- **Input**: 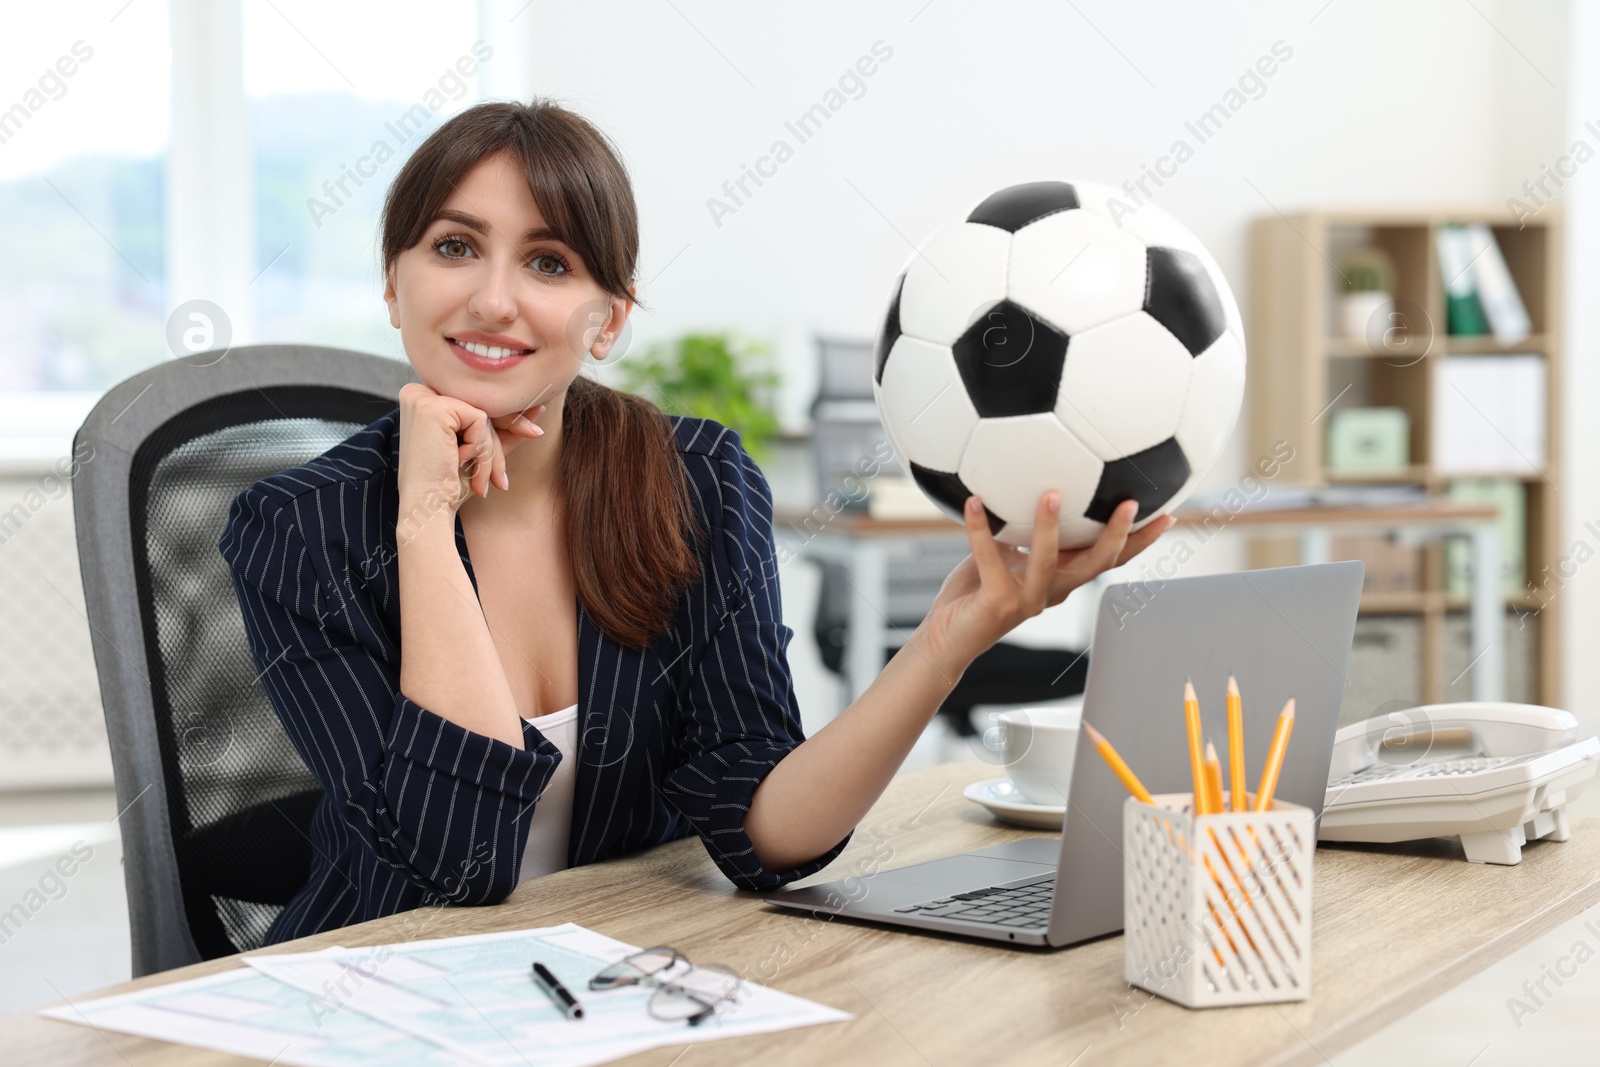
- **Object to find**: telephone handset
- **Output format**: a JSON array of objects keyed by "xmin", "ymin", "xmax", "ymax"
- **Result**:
[{"xmin": 1319, "ymin": 702, "xmax": 1600, "ymax": 865}]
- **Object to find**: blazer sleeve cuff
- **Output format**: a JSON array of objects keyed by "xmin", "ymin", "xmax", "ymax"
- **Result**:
[
  {"xmin": 385, "ymin": 693, "xmax": 563, "ymax": 803},
  {"xmin": 664, "ymin": 740, "xmax": 853, "ymax": 892}
]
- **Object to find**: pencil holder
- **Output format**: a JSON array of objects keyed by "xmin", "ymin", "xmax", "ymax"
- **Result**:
[{"xmin": 1122, "ymin": 792, "xmax": 1314, "ymax": 1008}]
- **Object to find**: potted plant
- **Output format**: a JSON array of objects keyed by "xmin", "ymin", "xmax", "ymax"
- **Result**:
[
  {"xmin": 1337, "ymin": 247, "xmax": 1397, "ymax": 341},
  {"xmin": 617, "ymin": 331, "xmax": 782, "ymax": 462}
]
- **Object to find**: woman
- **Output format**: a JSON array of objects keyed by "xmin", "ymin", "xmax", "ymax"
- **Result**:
[{"xmin": 218, "ymin": 98, "xmax": 1174, "ymax": 946}]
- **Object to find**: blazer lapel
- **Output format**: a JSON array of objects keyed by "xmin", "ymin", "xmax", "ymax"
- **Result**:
[{"xmin": 570, "ymin": 594, "xmax": 600, "ymax": 864}]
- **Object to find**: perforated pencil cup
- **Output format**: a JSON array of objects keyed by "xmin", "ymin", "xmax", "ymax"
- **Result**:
[{"xmin": 1122, "ymin": 792, "xmax": 1314, "ymax": 1008}]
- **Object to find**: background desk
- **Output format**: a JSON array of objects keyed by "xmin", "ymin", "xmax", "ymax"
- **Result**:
[
  {"xmin": 775, "ymin": 499, "xmax": 1504, "ymax": 708},
  {"xmin": 17, "ymin": 762, "xmax": 1600, "ymax": 1067}
]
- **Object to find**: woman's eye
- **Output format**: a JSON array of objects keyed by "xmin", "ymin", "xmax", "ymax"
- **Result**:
[
  {"xmin": 532, "ymin": 254, "xmax": 568, "ymax": 276},
  {"xmin": 436, "ymin": 238, "xmax": 471, "ymax": 258}
]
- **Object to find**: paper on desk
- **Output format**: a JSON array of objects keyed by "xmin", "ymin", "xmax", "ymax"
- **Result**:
[
  {"xmin": 242, "ymin": 922, "xmax": 851, "ymax": 1067},
  {"xmin": 37, "ymin": 947, "xmax": 488, "ymax": 1067}
]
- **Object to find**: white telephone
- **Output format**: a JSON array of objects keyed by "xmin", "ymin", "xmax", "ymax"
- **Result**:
[{"xmin": 1319, "ymin": 702, "xmax": 1600, "ymax": 865}]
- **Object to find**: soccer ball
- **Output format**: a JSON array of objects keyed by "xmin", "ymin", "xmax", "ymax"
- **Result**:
[{"xmin": 872, "ymin": 179, "xmax": 1246, "ymax": 548}]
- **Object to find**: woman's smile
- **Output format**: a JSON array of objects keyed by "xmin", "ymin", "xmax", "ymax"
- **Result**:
[{"xmin": 445, "ymin": 335, "xmax": 532, "ymax": 373}]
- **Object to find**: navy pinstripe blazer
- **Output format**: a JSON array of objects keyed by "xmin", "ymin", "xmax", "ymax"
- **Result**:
[{"xmin": 216, "ymin": 406, "xmax": 850, "ymax": 945}]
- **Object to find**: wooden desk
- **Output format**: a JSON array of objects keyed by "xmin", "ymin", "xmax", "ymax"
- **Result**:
[
  {"xmin": 18, "ymin": 762, "xmax": 1599, "ymax": 1067},
  {"xmin": 775, "ymin": 498, "xmax": 1505, "ymax": 706},
  {"xmin": 777, "ymin": 499, "xmax": 1500, "ymax": 537}
]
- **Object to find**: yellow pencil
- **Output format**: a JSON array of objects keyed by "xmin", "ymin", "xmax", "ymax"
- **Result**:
[
  {"xmin": 1203, "ymin": 740, "xmax": 1224, "ymax": 815},
  {"xmin": 1083, "ymin": 721, "xmax": 1154, "ymax": 804},
  {"xmin": 1227, "ymin": 675, "xmax": 1247, "ymax": 811},
  {"xmin": 1253, "ymin": 698, "xmax": 1297, "ymax": 811},
  {"xmin": 1092, "ymin": 719, "xmax": 1236, "ymax": 970},
  {"xmin": 1184, "ymin": 680, "xmax": 1208, "ymax": 814}
]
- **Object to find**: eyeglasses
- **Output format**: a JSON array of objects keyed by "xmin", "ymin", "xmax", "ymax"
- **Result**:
[{"xmin": 588, "ymin": 946, "xmax": 744, "ymax": 1027}]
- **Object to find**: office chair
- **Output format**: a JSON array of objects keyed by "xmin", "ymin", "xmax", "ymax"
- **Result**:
[
  {"xmin": 72, "ymin": 343, "xmax": 419, "ymax": 976},
  {"xmin": 806, "ymin": 338, "xmax": 1090, "ymax": 738}
]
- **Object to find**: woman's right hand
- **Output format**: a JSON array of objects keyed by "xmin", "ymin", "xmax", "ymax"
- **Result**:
[{"xmin": 396, "ymin": 382, "xmax": 545, "ymax": 513}]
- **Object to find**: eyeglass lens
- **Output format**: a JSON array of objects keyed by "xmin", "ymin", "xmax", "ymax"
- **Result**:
[
  {"xmin": 589, "ymin": 947, "xmax": 684, "ymax": 991},
  {"xmin": 648, "ymin": 964, "xmax": 743, "ymax": 1026}
]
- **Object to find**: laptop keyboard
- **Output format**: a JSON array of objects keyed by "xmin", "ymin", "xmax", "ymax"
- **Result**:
[{"xmin": 892, "ymin": 875, "xmax": 1054, "ymax": 928}]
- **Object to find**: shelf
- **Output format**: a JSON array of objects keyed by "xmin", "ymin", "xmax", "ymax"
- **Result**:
[
  {"xmin": 1429, "ymin": 470, "xmax": 1548, "ymax": 483},
  {"xmin": 1319, "ymin": 468, "xmax": 1547, "ymax": 485},
  {"xmin": 1359, "ymin": 592, "xmax": 1427, "ymax": 613},
  {"xmin": 1441, "ymin": 592, "xmax": 1545, "ymax": 612},
  {"xmin": 1324, "ymin": 467, "xmax": 1429, "ymax": 483},
  {"xmin": 1322, "ymin": 333, "xmax": 1551, "ymax": 358},
  {"xmin": 1358, "ymin": 591, "xmax": 1545, "ymax": 615},
  {"xmin": 1325, "ymin": 336, "xmax": 1429, "ymax": 359},
  {"xmin": 1443, "ymin": 334, "xmax": 1550, "ymax": 354},
  {"xmin": 1250, "ymin": 207, "xmax": 1560, "ymax": 705},
  {"xmin": 1315, "ymin": 206, "xmax": 1543, "ymax": 226}
]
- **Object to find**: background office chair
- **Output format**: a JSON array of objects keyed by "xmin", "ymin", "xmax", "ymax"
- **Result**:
[
  {"xmin": 73, "ymin": 343, "xmax": 418, "ymax": 976},
  {"xmin": 806, "ymin": 338, "xmax": 1090, "ymax": 738}
]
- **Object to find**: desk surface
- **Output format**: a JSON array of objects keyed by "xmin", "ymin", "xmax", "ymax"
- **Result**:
[
  {"xmin": 775, "ymin": 498, "xmax": 1499, "ymax": 537},
  {"xmin": 16, "ymin": 762, "xmax": 1600, "ymax": 1067}
]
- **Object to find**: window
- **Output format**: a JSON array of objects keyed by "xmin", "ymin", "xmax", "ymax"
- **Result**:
[
  {"xmin": 242, "ymin": 0, "xmax": 484, "ymax": 359},
  {"xmin": 0, "ymin": 5, "xmax": 170, "ymax": 395}
]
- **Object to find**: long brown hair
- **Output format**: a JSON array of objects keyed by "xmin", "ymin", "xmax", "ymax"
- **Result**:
[{"xmin": 380, "ymin": 99, "xmax": 703, "ymax": 650}]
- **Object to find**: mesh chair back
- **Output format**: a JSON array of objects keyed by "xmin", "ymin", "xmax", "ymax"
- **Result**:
[{"xmin": 73, "ymin": 345, "xmax": 418, "ymax": 975}]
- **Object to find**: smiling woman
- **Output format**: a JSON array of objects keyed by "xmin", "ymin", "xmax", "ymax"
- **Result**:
[
  {"xmin": 217, "ymin": 97, "xmax": 1171, "ymax": 947},
  {"xmin": 377, "ymin": 104, "xmax": 699, "ymax": 651}
]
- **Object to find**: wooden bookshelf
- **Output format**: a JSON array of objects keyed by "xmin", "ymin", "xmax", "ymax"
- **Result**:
[{"xmin": 1248, "ymin": 206, "xmax": 1562, "ymax": 708}]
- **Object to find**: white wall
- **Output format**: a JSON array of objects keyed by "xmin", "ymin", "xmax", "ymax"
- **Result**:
[
  {"xmin": 516, "ymin": 0, "xmax": 1565, "ymax": 414},
  {"xmin": 1562, "ymin": 2, "xmax": 1599, "ymax": 719},
  {"xmin": 498, "ymin": 0, "xmax": 1579, "ymax": 704}
]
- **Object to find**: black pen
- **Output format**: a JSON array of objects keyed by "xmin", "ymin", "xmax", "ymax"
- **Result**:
[{"xmin": 531, "ymin": 961, "xmax": 584, "ymax": 1020}]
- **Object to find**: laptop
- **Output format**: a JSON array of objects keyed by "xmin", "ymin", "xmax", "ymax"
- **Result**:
[{"xmin": 764, "ymin": 561, "xmax": 1364, "ymax": 948}]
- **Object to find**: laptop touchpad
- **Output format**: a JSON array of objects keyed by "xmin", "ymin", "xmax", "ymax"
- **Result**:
[{"xmin": 867, "ymin": 854, "xmax": 1055, "ymax": 895}]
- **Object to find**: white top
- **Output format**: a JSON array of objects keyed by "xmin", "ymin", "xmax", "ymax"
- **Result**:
[{"xmin": 518, "ymin": 702, "xmax": 580, "ymax": 882}]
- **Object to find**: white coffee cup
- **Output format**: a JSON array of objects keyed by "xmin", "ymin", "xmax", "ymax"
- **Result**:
[{"xmin": 999, "ymin": 706, "xmax": 1080, "ymax": 807}]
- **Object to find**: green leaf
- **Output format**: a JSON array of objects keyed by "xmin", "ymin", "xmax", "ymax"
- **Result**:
[{"xmin": 618, "ymin": 331, "xmax": 783, "ymax": 461}]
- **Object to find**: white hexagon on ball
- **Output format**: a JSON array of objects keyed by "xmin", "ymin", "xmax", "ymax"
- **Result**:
[
  {"xmin": 994, "ymin": 516, "xmax": 1111, "ymax": 551},
  {"xmin": 1081, "ymin": 198, "xmax": 1244, "ymax": 342},
  {"xmin": 1007, "ymin": 207, "xmax": 1148, "ymax": 336},
  {"xmin": 896, "ymin": 222, "xmax": 1011, "ymax": 347},
  {"xmin": 1055, "ymin": 313, "xmax": 1193, "ymax": 463},
  {"xmin": 875, "ymin": 335, "xmax": 980, "ymax": 473},
  {"xmin": 1175, "ymin": 330, "xmax": 1246, "ymax": 474},
  {"xmin": 957, "ymin": 414, "xmax": 1105, "ymax": 547}
]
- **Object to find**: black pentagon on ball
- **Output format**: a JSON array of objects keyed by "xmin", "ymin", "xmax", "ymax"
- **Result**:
[
  {"xmin": 951, "ymin": 300, "xmax": 1067, "ymax": 418},
  {"xmin": 966, "ymin": 181, "xmax": 1080, "ymax": 233},
  {"xmin": 874, "ymin": 272, "xmax": 906, "ymax": 385},
  {"xmin": 1144, "ymin": 246, "xmax": 1226, "ymax": 357},
  {"xmin": 1085, "ymin": 436, "xmax": 1191, "ymax": 523},
  {"xmin": 909, "ymin": 462, "xmax": 1005, "ymax": 536}
]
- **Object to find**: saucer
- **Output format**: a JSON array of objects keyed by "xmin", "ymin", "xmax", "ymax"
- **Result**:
[{"xmin": 962, "ymin": 776, "xmax": 1066, "ymax": 829}]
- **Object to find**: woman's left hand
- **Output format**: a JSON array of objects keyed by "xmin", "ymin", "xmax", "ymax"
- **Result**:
[{"xmin": 917, "ymin": 492, "xmax": 1176, "ymax": 674}]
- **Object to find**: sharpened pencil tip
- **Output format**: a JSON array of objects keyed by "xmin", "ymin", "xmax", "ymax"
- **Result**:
[
  {"xmin": 1282, "ymin": 698, "xmax": 1296, "ymax": 718},
  {"xmin": 1204, "ymin": 740, "xmax": 1218, "ymax": 758},
  {"xmin": 1184, "ymin": 679, "xmax": 1197, "ymax": 701},
  {"xmin": 1227, "ymin": 674, "xmax": 1240, "ymax": 696},
  {"xmin": 1083, "ymin": 721, "xmax": 1105, "ymax": 746}
]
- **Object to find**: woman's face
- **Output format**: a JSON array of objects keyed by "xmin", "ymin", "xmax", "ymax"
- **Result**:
[{"xmin": 383, "ymin": 149, "xmax": 633, "ymax": 421}]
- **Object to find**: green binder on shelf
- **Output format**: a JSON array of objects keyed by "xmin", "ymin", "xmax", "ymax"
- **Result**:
[{"xmin": 1437, "ymin": 224, "xmax": 1489, "ymax": 336}]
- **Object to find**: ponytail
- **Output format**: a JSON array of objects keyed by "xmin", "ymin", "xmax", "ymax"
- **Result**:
[{"xmin": 562, "ymin": 375, "xmax": 703, "ymax": 649}]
